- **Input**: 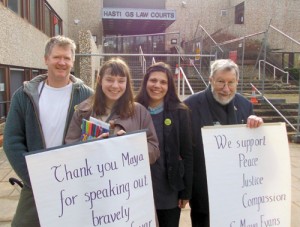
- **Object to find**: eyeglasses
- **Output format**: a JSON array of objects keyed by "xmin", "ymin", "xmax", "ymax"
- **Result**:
[{"xmin": 213, "ymin": 80, "xmax": 237, "ymax": 89}]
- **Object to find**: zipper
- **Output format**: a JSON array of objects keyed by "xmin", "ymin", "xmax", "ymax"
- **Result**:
[
  {"xmin": 24, "ymin": 85, "xmax": 46, "ymax": 149},
  {"xmin": 63, "ymin": 84, "xmax": 75, "ymax": 142}
]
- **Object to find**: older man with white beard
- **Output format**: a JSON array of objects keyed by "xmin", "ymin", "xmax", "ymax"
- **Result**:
[{"xmin": 184, "ymin": 59, "xmax": 263, "ymax": 227}]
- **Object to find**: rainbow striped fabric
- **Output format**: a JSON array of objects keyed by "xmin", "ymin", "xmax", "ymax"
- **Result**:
[{"xmin": 81, "ymin": 117, "xmax": 110, "ymax": 141}]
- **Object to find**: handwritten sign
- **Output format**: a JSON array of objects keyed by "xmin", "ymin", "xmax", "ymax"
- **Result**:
[
  {"xmin": 25, "ymin": 132, "xmax": 156, "ymax": 227},
  {"xmin": 201, "ymin": 123, "xmax": 291, "ymax": 227}
]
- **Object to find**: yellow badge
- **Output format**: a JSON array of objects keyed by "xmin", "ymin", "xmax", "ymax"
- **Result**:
[{"xmin": 164, "ymin": 118, "xmax": 171, "ymax": 126}]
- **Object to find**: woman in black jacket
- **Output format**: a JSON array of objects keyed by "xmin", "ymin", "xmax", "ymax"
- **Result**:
[{"xmin": 135, "ymin": 62, "xmax": 193, "ymax": 227}]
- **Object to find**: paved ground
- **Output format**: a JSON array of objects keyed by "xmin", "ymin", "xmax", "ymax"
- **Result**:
[{"xmin": 0, "ymin": 142, "xmax": 299, "ymax": 226}]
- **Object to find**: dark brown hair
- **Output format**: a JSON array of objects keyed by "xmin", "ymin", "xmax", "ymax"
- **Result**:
[
  {"xmin": 135, "ymin": 62, "xmax": 186, "ymax": 111},
  {"xmin": 92, "ymin": 57, "xmax": 135, "ymax": 118}
]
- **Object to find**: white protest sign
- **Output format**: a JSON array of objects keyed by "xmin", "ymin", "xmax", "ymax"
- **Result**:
[
  {"xmin": 201, "ymin": 123, "xmax": 291, "ymax": 227},
  {"xmin": 25, "ymin": 132, "xmax": 156, "ymax": 227}
]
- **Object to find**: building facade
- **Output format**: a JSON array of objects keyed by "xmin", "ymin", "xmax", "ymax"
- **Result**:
[{"xmin": 1, "ymin": 0, "xmax": 300, "ymax": 119}]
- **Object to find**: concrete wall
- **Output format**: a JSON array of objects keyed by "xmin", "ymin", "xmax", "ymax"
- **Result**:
[
  {"xmin": 166, "ymin": 0, "xmax": 300, "ymax": 52},
  {"xmin": 78, "ymin": 31, "xmax": 100, "ymax": 88},
  {"xmin": 67, "ymin": 0, "xmax": 103, "ymax": 45},
  {"xmin": 0, "ymin": 3, "xmax": 47, "ymax": 69},
  {"xmin": 0, "ymin": 0, "xmax": 71, "ymax": 70}
]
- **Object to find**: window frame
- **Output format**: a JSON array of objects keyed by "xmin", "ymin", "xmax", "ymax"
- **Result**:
[
  {"xmin": 2, "ymin": 0, "xmax": 62, "ymax": 36},
  {"xmin": 235, "ymin": 1, "xmax": 245, "ymax": 25}
]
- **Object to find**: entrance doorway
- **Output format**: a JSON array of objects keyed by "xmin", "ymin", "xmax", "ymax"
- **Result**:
[{"xmin": 103, "ymin": 34, "xmax": 166, "ymax": 54}]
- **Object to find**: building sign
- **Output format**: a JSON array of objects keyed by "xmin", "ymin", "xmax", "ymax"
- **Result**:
[
  {"xmin": 25, "ymin": 132, "xmax": 156, "ymax": 227},
  {"xmin": 201, "ymin": 123, "xmax": 291, "ymax": 226},
  {"xmin": 103, "ymin": 8, "xmax": 176, "ymax": 20}
]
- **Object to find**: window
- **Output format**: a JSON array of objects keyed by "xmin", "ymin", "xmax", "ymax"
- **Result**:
[
  {"xmin": 0, "ymin": 68, "xmax": 6, "ymax": 119},
  {"xmin": 221, "ymin": 10, "xmax": 227, "ymax": 17},
  {"xmin": 294, "ymin": 53, "xmax": 300, "ymax": 68},
  {"xmin": 29, "ymin": 0, "xmax": 37, "ymax": 26},
  {"xmin": 8, "ymin": 0, "xmax": 22, "ymax": 16},
  {"xmin": 53, "ymin": 15, "xmax": 61, "ymax": 36},
  {"xmin": 32, "ymin": 70, "xmax": 39, "ymax": 78},
  {"xmin": 9, "ymin": 69, "xmax": 24, "ymax": 98},
  {"xmin": 235, "ymin": 2, "xmax": 244, "ymax": 24},
  {"xmin": 44, "ymin": 4, "xmax": 51, "ymax": 36},
  {"xmin": 3, "ymin": 0, "xmax": 62, "ymax": 36},
  {"xmin": 44, "ymin": 3, "xmax": 62, "ymax": 37},
  {"xmin": 283, "ymin": 53, "xmax": 289, "ymax": 68}
]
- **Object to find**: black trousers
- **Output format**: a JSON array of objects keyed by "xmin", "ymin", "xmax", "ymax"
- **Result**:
[
  {"xmin": 156, "ymin": 207, "xmax": 181, "ymax": 227},
  {"xmin": 190, "ymin": 209, "xmax": 209, "ymax": 227}
]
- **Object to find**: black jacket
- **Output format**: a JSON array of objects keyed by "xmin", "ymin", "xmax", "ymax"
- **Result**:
[
  {"xmin": 160, "ymin": 104, "xmax": 193, "ymax": 199},
  {"xmin": 184, "ymin": 87, "xmax": 254, "ymax": 213}
]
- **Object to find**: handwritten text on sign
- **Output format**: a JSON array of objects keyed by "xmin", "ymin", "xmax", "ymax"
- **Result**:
[
  {"xmin": 201, "ymin": 123, "xmax": 291, "ymax": 227},
  {"xmin": 25, "ymin": 132, "xmax": 156, "ymax": 227}
]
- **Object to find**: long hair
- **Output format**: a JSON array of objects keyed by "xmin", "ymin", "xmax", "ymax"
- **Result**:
[
  {"xmin": 92, "ymin": 57, "xmax": 135, "ymax": 118},
  {"xmin": 135, "ymin": 62, "xmax": 186, "ymax": 111}
]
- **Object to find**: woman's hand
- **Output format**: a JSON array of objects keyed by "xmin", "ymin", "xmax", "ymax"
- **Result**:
[
  {"xmin": 98, "ymin": 132, "xmax": 109, "ymax": 139},
  {"xmin": 117, "ymin": 130, "xmax": 126, "ymax": 136},
  {"xmin": 97, "ymin": 130, "xmax": 126, "ymax": 139},
  {"xmin": 178, "ymin": 199, "xmax": 189, "ymax": 208}
]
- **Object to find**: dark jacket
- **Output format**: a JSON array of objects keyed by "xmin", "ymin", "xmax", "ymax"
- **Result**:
[
  {"xmin": 159, "ymin": 104, "xmax": 193, "ymax": 199},
  {"xmin": 3, "ymin": 74, "xmax": 93, "ymax": 188},
  {"xmin": 184, "ymin": 87, "xmax": 254, "ymax": 213},
  {"xmin": 3, "ymin": 74, "xmax": 93, "ymax": 227}
]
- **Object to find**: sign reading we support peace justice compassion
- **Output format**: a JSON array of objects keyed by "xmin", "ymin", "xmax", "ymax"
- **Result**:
[
  {"xmin": 25, "ymin": 132, "xmax": 156, "ymax": 227},
  {"xmin": 201, "ymin": 123, "xmax": 291, "ymax": 227}
]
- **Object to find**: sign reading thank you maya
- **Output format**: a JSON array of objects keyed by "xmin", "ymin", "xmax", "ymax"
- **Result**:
[
  {"xmin": 201, "ymin": 123, "xmax": 291, "ymax": 227},
  {"xmin": 25, "ymin": 132, "xmax": 156, "ymax": 227}
]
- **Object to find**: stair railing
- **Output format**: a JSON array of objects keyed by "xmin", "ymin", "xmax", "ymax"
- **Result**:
[
  {"xmin": 180, "ymin": 66, "xmax": 194, "ymax": 96},
  {"xmin": 175, "ymin": 45, "xmax": 185, "ymax": 62},
  {"xmin": 139, "ymin": 46, "xmax": 147, "ymax": 75},
  {"xmin": 189, "ymin": 58, "xmax": 208, "ymax": 88},
  {"xmin": 258, "ymin": 60, "xmax": 289, "ymax": 84},
  {"xmin": 250, "ymin": 83, "xmax": 296, "ymax": 131}
]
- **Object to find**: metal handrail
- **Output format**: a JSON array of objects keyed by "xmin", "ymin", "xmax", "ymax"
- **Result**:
[
  {"xmin": 174, "ymin": 45, "xmax": 185, "ymax": 62},
  {"xmin": 250, "ymin": 83, "xmax": 296, "ymax": 131},
  {"xmin": 151, "ymin": 57, "xmax": 156, "ymax": 64},
  {"xmin": 258, "ymin": 60, "xmax": 289, "ymax": 83},
  {"xmin": 139, "ymin": 46, "xmax": 147, "ymax": 75},
  {"xmin": 76, "ymin": 53, "xmax": 215, "ymax": 58},
  {"xmin": 180, "ymin": 67, "xmax": 194, "ymax": 95},
  {"xmin": 189, "ymin": 58, "xmax": 208, "ymax": 88},
  {"xmin": 198, "ymin": 25, "xmax": 224, "ymax": 53}
]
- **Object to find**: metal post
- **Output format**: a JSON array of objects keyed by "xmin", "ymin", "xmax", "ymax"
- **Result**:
[
  {"xmin": 292, "ymin": 72, "xmax": 300, "ymax": 143},
  {"xmin": 240, "ymin": 38, "xmax": 245, "ymax": 94},
  {"xmin": 178, "ymin": 32, "xmax": 181, "ymax": 95},
  {"xmin": 262, "ymin": 33, "xmax": 268, "ymax": 96}
]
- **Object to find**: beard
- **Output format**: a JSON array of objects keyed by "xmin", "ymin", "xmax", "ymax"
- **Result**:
[{"xmin": 211, "ymin": 87, "xmax": 235, "ymax": 105}]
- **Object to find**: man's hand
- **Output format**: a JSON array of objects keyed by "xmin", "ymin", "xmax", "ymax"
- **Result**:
[{"xmin": 247, "ymin": 115, "xmax": 263, "ymax": 128}]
